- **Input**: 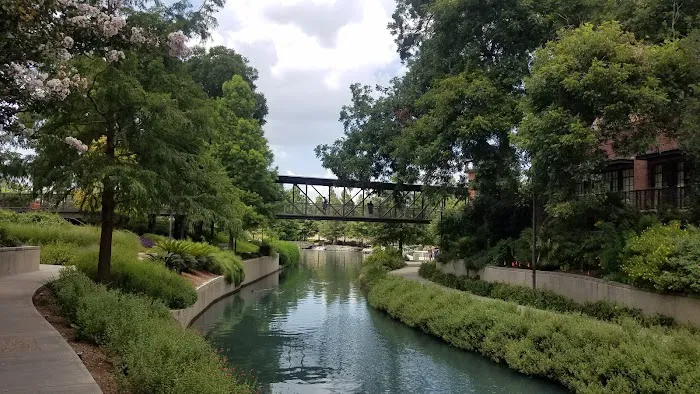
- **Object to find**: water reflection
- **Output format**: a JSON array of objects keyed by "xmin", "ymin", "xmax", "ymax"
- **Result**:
[{"xmin": 195, "ymin": 250, "xmax": 568, "ymax": 394}]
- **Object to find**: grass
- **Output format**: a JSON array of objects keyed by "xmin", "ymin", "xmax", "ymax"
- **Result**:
[
  {"xmin": 2, "ymin": 221, "xmax": 142, "ymax": 250},
  {"xmin": 361, "ymin": 260, "xmax": 700, "ymax": 393},
  {"xmin": 50, "ymin": 270, "xmax": 258, "ymax": 394},
  {"xmin": 269, "ymin": 240, "xmax": 300, "ymax": 266},
  {"xmin": 235, "ymin": 238, "xmax": 259, "ymax": 254},
  {"xmin": 418, "ymin": 262, "xmax": 677, "ymax": 328},
  {"xmin": 1, "ymin": 218, "xmax": 195, "ymax": 308}
]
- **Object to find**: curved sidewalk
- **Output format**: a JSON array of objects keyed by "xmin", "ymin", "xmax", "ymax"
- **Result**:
[{"xmin": 0, "ymin": 265, "xmax": 101, "ymax": 393}]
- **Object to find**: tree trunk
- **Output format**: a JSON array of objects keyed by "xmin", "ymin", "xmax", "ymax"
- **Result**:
[
  {"xmin": 193, "ymin": 221, "xmax": 203, "ymax": 242},
  {"xmin": 97, "ymin": 121, "xmax": 116, "ymax": 284},
  {"xmin": 97, "ymin": 183, "xmax": 115, "ymax": 283},
  {"xmin": 147, "ymin": 214, "xmax": 156, "ymax": 233},
  {"xmin": 210, "ymin": 221, "xmax": 215, "ymax": 240},
  {"xmin": 179, "ymin": 215, "xmax": 186, "ymax": 239},
  {"xmin": 228, "ymin": 230, "xmax": 234, "ymax": 251},
  {"xmin": 398, "ymin": 234, "xmax": 404, "ymax": 253}
]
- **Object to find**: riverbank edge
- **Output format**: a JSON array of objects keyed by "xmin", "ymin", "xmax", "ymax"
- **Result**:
[
  {"xmin": 171, "ymin": 254, "xmax": 281, "ymax": 327},
  {"xmin": 437, "ymin": 260, "xmax": 700, "ymax": 327},
  {"xmin": 360, "ymin": 262, "xmax": 700, "ymax": 393}
]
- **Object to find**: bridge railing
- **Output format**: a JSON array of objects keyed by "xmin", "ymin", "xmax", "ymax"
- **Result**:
[{"xmin": 277, "ymin": 201, "xmax": 433, "ymax": 221}]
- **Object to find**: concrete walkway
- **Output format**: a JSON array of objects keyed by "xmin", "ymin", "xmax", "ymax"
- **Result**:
[{"xmin": 0, "ymin": 265, "xmax": 101, "ymax": 393}]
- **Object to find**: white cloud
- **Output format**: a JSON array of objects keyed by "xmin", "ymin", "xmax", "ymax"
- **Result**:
[{"xmin": 206, "ymin": 0, "xmax": 400, "ymax": 178}]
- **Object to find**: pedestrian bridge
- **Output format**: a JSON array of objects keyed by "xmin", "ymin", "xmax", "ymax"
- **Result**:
[
  {"xmin": 0, "ymin": 176, "xmax": 461, "ymax": 224},
  {"xmin": 274, "ymin": 176, "xmax": 455, "ymax": 224}
]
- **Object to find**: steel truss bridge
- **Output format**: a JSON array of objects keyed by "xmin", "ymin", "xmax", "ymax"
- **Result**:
[
  {"xmin": 0, "ymin": 177, "xmax": 462, "ymax": 224},
  {"xmin": 275, "ymin": 176, "xmax": 460, "ymax": 224}
]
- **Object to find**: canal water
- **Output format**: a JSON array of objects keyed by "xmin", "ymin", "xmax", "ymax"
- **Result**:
[{"xmin": 192, "ymin": 250, "xmax": 567, "ymax": 394}]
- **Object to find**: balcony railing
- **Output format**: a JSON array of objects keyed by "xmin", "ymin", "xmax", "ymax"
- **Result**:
[{"xmin": 619, "ymin": 187, "xmax": 689, "ymax": 211}]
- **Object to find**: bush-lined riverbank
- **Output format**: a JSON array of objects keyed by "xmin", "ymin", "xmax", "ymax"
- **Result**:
[
  {"xmin": 419, "ymin": 262, "xmax": 677, "ymax": 328},
  {"xmin": 361, "ymin": 258, "xmax": 700, "ymax": 393},
  {"xmin": 50, "ymin": 269, "xmax": 258, "ymax": 394}
]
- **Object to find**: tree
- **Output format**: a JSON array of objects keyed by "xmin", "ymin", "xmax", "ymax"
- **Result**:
[
  {"xmin": 214, "ymin": 75, "xmax": 280, "ymax": 230},
  {"xmin": 24, "ymin": 2, "xmax": 233, "ymax": 283},
  {"xmin": 187, "ymin": 46, "xmax": 268, "ymax": 123}
]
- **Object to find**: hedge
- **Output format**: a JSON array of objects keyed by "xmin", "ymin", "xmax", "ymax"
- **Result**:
[
  {"xmin": 364, "ymin": 247, "xmax": 406, "ymax": 270},
  {"xmin": 269, "ymin": 240, "xmax": 300, "ymax": 266},
  {"xmin": 49, "ymin": 270, "xmax": 256, "ymax": 394},
  {"xmin": 362, "ymin": 262, "xmax": 700, "ymax": 393},
  {"xmin": 418, "ymin": 262, "xmax": 676, "ymax": 327}
]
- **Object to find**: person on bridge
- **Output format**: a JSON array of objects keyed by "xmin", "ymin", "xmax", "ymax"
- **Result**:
[{"xmin": 322, "ymin": 198, "xmax": 328, "ymax": 213}]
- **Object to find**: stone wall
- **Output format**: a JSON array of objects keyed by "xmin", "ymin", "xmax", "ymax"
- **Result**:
[
  {"xmin": 0, "ymin": 246, "xmax": 40, "ymax": 277},
  {"xmin": 171, "ymin": 254, "xmax": 280, "ymax": 327},
  {"xmin": 437, "ymin": 262, "xmax": 700, "ymax": 327}
]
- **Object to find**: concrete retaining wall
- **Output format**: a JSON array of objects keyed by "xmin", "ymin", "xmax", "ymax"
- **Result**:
[
  {"xmin": 0, "ymin": 246, "xmax": 40, "ymax": 277},
  {"xmin": 437, "ymin": 262, "xmax": 700, "ymax": 327},
  {"xmin": 171, "ymin": 254, "xmax": 280, "ymax": 327}
]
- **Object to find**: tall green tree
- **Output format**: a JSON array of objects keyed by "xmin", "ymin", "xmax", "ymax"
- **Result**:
[
  {"xmin": 214, "ymin": 75, "xmax": 280, "ymax": 230},
  {"xmin": 186, "ymin": 46, "xmax": 268, "ymax": 123}
]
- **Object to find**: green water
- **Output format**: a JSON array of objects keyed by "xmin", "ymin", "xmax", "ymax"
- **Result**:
[{"xmin": 193, "ymin": 250, "xmax": 568, "ymax": 394}]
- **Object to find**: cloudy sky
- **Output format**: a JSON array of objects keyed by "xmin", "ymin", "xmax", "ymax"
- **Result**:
[{"xmin": 205, "ymin": 0, "xmax": 402, "ymax": 179}]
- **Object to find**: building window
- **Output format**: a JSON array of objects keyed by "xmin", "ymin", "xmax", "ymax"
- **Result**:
[
  {"xmin": 653, "ymin": 164, "xmax": 663, "ymax": 189},
  {"xmin": 678, "ymin": 162, "xmax": 685, "ymax": 187},
  {"xmin": 622, "ymin": 169, "xmax": 633, "ymax": 191}
]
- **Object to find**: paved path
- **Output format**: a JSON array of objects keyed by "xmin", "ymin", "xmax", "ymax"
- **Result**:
[{"xmin": 0, "ymin": 265, "xmax": 101, "ymax": 393}]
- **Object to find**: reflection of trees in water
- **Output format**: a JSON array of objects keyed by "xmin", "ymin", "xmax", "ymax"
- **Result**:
[
  {"xmin": 205, "ymin": 253, "xmax": 364, "ymax": 393},
  {"xmin": 301, "ymin": 250, "xmax": 363, "ymax": 305}
]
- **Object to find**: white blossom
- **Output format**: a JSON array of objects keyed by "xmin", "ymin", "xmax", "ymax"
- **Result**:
[
  {"xmin": 105, "ymin": 49, "xmax": 125, "ymax": 63},
  {"xmin": 167, "ymin": 31, "xmax": 192, "ymax": 58},
  {"xmin": 10, "ymin": 63, "xmax": 49, "ymax": 99},
  {"xmin": 130, "ymin": 27, "xmax": 147, "ymax": 44},
  {"xmin": 45, "ymin": 78, "xmax": 71, "ymax": 100},
  {"xmin": 64, "ymin": 136, "xmax": 88, "ymax": 153},
  {"xmin": 63, "ymin": 36, "xmax": 74, "ymax": 49}
]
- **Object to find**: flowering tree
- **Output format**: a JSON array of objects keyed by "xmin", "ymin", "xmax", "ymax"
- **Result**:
[{"xmin": 4, "ymin": 0, "xmax": 233, "ymax": 282}]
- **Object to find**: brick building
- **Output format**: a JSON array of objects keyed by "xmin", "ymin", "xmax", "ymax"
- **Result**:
[{"xmin": 581, "ymin": 136, "xmax": 688, "ymax": 210}]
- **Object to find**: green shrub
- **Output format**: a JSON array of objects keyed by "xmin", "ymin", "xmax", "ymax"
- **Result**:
[
  {"xmin": 2, "ymin": 222, "xmax": 141, "ymax": 250},
  {"xmin": 364, "ymin": 247, "xmax": 406, "ymax": 270},
  {"xmin": 419, "ymin": 261, "xmax": 676, "ymax": 327},
  {"xmin": 622, "ymin": 222, "xmax": 700, "ymax": 294},
  {"xmin": 212, "ymin": 251, "xmax": 245, "ymax": 286},
  {"xmin": 72, "ymin": 244, "xmax": 197, "ymax": 309},
  {"xmin": 0, "ymin": 209, "xmax": 67, "ymax": 225},
  {"xmin": 269, "ymin": 240, "xmax": 300, "ymax": 266},
  {"xmin": 0, "ymin": 226, "xmax": 21, "ymax": 247},
  {"xmin": 49, "ymin": 270, "xmax": 257, "ymax": 394},
  {"xmin": 364, "ymin": 265, "xmax": 700, "ymax": 393},
  {"xmin": 40, "ymin": 242, "xmax": 80, "ymax": 265},
  {"xmin": 258, "ymin": 241, "xmax": 272, "ymax": 256}
]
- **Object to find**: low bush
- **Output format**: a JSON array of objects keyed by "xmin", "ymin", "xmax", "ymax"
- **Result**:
[
  {"xmin": 72, "ymin": 244, "xmax": 197, "ymax": 309},
  {"xmin": 622, "ymin": 222, "xmax": 700, "ymax": 294},
  {"xmin": 0, "ymin": 226, "xmax": 21, "ymax": 247},
  {"xmin": 40, "ymin": 241, "xmax": 80, "ymax": 265},
  {"xmin": 419, "ymin": 262, "xmax": 676, "ymax": 327},
  {"xmin": 0, "ymin": 209, "xmax": 68, "ymax": 225},
  {"xmin": 50, "ymin": 270, "xmax": 257, "ymax": 394},
  {"xmin": 364, "ymin": 262, "xmax": 700, "ymax": 393},
  {"xmin": 212, "ymin": 251, "xmax": 245, "ymax": 286},
  {"xmin": 269, "ymin": 240, "xmax": 300, "ymax": 266},
  {"xmin": 257, "ymin": 241, "xmax": 272, "ymax": 256},
  {"xmin": 364, "ymin": 247, "xmax": 406, "ymax": 270},
  {"xmin": 2, "ymin": 222, "xmax": 142, "ymax": 251},
  {"xmin": 149, "ymin": 239, "xmax": 244, "ymax": 285}
]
